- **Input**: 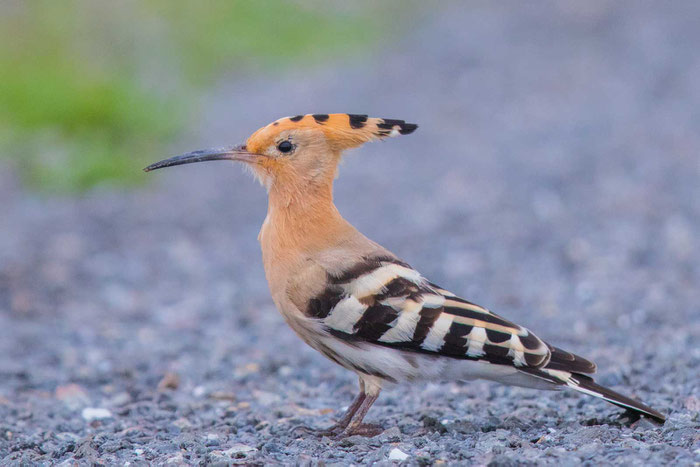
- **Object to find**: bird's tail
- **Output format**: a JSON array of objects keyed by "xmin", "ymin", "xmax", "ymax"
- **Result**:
[
  {"xmin": 520, "ymin": 366, "xmax": 666, "ymax": 424},
  {"xmin": 566, "ymin": 373, "xmax": 666, "ymax": 424}
]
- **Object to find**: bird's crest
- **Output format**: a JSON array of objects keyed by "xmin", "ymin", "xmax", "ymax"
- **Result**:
[{"xmin": 246, "ymin": 113, "xmax": 417, "ymax": 154}]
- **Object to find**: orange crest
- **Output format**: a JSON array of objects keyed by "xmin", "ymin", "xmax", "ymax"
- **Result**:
[{"xmin": 246, "ymin": 114, "xmax": 417, "ymax": 154}]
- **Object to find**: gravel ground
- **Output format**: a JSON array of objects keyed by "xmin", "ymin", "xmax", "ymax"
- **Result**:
[{"xmin": 1, "ymin": 2, "xmax": 699, "ymax": 465}]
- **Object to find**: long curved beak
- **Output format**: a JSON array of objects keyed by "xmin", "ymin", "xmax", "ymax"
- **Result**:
[{"xmin": 143, "ymin": 144, "xmax": 258, "ymax": 172}]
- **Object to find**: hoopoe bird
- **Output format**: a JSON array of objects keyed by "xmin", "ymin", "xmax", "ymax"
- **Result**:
[{"xmin": 145, "ymin": 113, "xmax": 666, "ymax": 438}]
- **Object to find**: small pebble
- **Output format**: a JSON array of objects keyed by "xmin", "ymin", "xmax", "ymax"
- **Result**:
[
  {"xmin": 224, "ymin": 444, "xmax": 257, "ymax": 456},
  {"xmin": 388, "ymin": 448, "xmax": 409, "ymax": 461},
  {"xmin": 158, "ymin": 372, "xmax": 180, "ymax": 391},
  {"xmin": 81, "ymin": 407, "xmax": 113, "ymax": 421}
]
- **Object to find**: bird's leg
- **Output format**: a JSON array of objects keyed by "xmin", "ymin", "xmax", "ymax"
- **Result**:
[
  {"xmin": 293, "ymin": 379, "xmax": 367, "ymax": 436},
  {"xmin": 335, "ymin": 390, "xmax": 383, "ymax": 438},
  {"xmin": 327, "ymin": 390, "xmax": 366, "ymax": 432}
]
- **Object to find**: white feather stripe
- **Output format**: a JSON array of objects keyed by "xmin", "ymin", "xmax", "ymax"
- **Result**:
[
  {"xmin": 542, "ymin": 368, "xmax": 572, "ymax": 382},
  {"xmin": 508, "ymin": 334, "xmax": 527, "ymax": 366},
  {"xmin": 382, "ymin": 296, "xmax": 423, "ymax": 311},
  {"xmin": 379, "ymin": 294, "xmax": 443, "ymax": 343},
  {"xmin": 466, "ymin": 327, "xmax": 486, "ymax": 357},
  {"xmin": 421, "ymin": 293, "xmax": 446, "ymax": 308},
  {"xmin": 421, "ymin": 313, "xmax": 454, "ymax": 351},
  {"xmin": 567, "ymin": 379, "xmax": 597, "ymax": 395},
  {"xmin": 324, "ymin": 296, "xmax": 367, "ymax": 334},
  {"xmin": 511, "ymin": 350, "xmax": 526, "ymax": 366},
  {"xmin": 432, "ymin": 287, "xmax": 456, "ymax": 297},
  {"xmin": 344, "ymin": 264, "xmax": 422, "ymax": 297},
  {"xmin": 379, "ymin": 304, "xmax": 421, "ymax": 343},
  {"xmin": 508, "ymin": 333, "xmax": 525, "ymax": 352}
]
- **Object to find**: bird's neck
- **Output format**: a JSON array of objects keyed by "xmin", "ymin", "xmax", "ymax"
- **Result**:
[
  {"xmin": 260, "ymin": 180, "xmax": 355, "ymax": 258},
  {"xmin": 259, "ymin": 178, "xmax": 390, "ymax": 310}
]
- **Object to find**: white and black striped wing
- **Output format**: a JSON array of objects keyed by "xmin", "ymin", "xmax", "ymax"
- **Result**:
[
  {"xmin": 306, "ymin": 255, "xmax": 668, "ymax": 424},
  {"xmin": 307, "ymin": 255, "xmax": 553, "ymax": 369}
]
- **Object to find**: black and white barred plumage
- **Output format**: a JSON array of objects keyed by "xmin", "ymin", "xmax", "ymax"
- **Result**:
[{"xmin": 305, "ymin": 254, "xmax": 665, "ymax": 424}]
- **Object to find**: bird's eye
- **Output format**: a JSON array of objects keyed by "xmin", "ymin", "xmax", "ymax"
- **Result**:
[{"xmin": 277, "ymin": 141, "xmax": 293, "ymax": 153}]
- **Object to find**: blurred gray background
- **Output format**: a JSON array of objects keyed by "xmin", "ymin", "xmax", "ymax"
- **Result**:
[{"xmin": 1, "ymin": 1, "xmax": 698, "ymax": 464}]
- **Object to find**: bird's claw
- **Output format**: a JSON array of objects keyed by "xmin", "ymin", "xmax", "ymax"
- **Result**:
[
  {"xmin": 292, "ymin": 422, "xmax": 384, "ymax": 439},
  {"xmin": 335, "ymin": 423, "xmax": 384, "ymax": 439},
  {"xmin": 292, "ymin": 424, "xmax": 342, "ymax": 437}
]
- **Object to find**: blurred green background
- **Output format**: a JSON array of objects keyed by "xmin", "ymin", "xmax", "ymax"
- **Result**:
[{"xmin": 0, "ymin": 0, "xmax": 404, "ymax": 192}]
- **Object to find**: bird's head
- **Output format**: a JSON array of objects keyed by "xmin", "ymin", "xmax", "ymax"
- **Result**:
[{"xmin": 144, "ymin": 114, "xmax": 417, "ymax": 190}]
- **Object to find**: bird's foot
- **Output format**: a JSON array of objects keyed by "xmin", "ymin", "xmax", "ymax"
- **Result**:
[
  {"xmin": 292, "ymin": 423, "xmax": 342, "ymax": 438},
  {"xmin": 335, "ymin": 423, "xmax": 384, "ymax": 439}
]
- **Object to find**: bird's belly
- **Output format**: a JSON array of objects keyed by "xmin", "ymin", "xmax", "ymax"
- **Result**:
[
  {"xmin": 312, "ymin": 335, "xmax": 495, "ymax": 381},
  {"xmin": 272, "ymin": 307, "xmax": 412, "ymax": 381},
  {"xmin": 309, "ymin": 335, "xmax": 557, "ymax": 390}
]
